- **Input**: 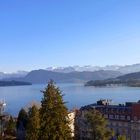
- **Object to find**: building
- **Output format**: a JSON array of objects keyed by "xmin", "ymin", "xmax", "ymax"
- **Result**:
[
  {"xmin": 77, "ymin": 99, "xmax": 140, "ymax": 140},
  {"xmin": 0, "ymin": 100, "xmax": 7, "ymax": 137},
  {"xmin": 68, "ymin": 111, "xmax": 76, "ymax": 137}
]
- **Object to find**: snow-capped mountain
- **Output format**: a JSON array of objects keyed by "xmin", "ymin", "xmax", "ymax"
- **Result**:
[
  {"xmin": 46, "ymin": 65, "xmax": 120, "ymax": 73},
  {"xmin": 1, "ymin": 63, "xmax": 140, "ymax": 80},
  {"xmin": 46, "ymin": 64, "xmax": 140, "ymax": 74},
  {"xmin": 46, "ymin": 66, "xmax": 76, "ymax": 73},
  {"xmin": 0, "ymin": 71, "xmax": 28, "ymax": 80},
  {"xmin": 117, "ymin": 64, "xmax": 140, "ymax": 74}
]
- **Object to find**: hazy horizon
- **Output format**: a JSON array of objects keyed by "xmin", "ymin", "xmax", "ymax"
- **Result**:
[{"xmin": 1, "ymin": 63, "xmax": 140, "ymax": 73}]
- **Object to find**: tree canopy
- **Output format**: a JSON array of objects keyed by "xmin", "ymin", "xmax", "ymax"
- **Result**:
[
  {"xmin": 26, "ymin": 105, "xmax": 40, "ymax": 140},
  {"xmin": 84, "ymin": 109, "xmax": 113, "ymax": 140},
  {"xmin": 39, "ymin": 81, "xmax": 72, "ymax": 140}
]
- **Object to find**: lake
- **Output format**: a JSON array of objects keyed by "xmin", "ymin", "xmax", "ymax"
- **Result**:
[{"xmin": 1, "ymin": 83, "xmax": 140, "ymax": 116}]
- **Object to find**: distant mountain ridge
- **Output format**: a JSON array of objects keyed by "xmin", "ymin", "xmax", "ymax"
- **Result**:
[
  {"xmin": 1, "ymin": 63, "xmax": 140, "ymax": 81},
  {"xmin": 0, "ymin": 64, "xmax": 140, "ymax": 82},
  {"xmin": 46, "ymin": 64, "xmax": 140, "ymax": 74},
  {"xmin": 46, "ymin": 65, "xmax": 120, "ymax": 73},
  {"xmin": 85, "ymin": 71, "xmax": 140, "ymax": 87},
  {"xmin": 0, "ymin": 80, "xmax": 32, "ymax": 87},
  {"xmin": 6, "ymin": 70, "xmax": 122, "ymax": 84},
  {"xmin": 0, "ymin": 71, "xmax": 28, "ymax": 80},
  {"xmin": 117, "ymin": 71, "xmax": 140, "ymax": 80}
]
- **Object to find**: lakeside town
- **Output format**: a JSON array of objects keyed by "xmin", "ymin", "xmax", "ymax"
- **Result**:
[
  {"xmin": 0, "ymin": 81, "xmax": 140, "ymax": 140},
  {"xmin": 1, "ymin": 0, "xmax": 140, "ymax": 140}
]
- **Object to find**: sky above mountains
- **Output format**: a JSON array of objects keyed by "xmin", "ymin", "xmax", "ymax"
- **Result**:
[{"xmin": 0, "ymin": 0, "xmax": 140, "ymax": 72}]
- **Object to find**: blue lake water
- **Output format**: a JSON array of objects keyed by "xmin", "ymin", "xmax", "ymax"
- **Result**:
[{"xmin": 1, "ymin": 83, "xmax": 140, "ymax": 116}]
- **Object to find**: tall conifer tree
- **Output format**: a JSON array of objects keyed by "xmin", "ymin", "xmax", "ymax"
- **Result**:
[
  {"xmin": 16, "ymin": 108, "xmax": 28, "ymax": 140},
  {"xmin": 39, "ymin": 81, "xmax": 72, "ymax": 140},
  {"xmin": 26, "ymin": 105, "xmax": 40, "ymax": 140}
]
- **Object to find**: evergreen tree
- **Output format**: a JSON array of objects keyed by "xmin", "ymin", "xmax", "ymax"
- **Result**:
[
  {"xmin": 39, "ymin": 81, "xmax": 72, "ymax": 140},
  {"xmin": 16, "ymin": 108, "xmax": 28, "ymax": 129},
  {"xmin": 5, "ymin": 116, "xmax": 16, "ymax": 136},
  {"xmin": 84, "ymin": 109, "xmax": 113, "ymax": 140},
  {"xmin": 16, "ymin": 108, "xmax": 28, "ymax": 140},
  {"xmin": 74, "ymin": 110, "xmax": 80, "ymax": 140},
  {"xmin": 117, "ymin": 135, "xmax": 126, "ymax": 140},
  {"xmin": 26, "ymin": 105, "xmax": 40, "ymax": 140}
]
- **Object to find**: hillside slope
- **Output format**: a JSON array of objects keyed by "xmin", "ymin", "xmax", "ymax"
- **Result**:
[{"xmin": 7, "ymin": 70, "xmax": 122, "ymax": 84}]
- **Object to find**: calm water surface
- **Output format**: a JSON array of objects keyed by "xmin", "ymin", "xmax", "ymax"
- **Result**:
[{"xmin": 1, "ymin": 83, "xmax": 140, "ymax": 116}]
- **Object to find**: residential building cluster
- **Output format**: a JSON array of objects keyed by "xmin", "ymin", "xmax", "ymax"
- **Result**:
[{"xmin": 74, "ymin": 99, "xmax": 140, "ymax": 140}]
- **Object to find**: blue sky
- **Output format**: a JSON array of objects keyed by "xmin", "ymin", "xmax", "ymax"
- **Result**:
[{"xmin": 0, "ymin": 0, "xmax": 140, "ymax": 72}]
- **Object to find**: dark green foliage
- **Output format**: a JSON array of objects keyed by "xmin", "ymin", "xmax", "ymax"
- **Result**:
[
  {"xmin": 16, "ymin": 108, "xmax": 28, "ymax": 129},
  {"xmin": 74, "ymin": 110, "xmax": 80, "ymax": 140},
  {"xmin": 85, "ymin": 79, "xmax": 140, "ymax": 87},
  {"xmin": 117, "ymin": 135, "xmax": 127, "ymax": 140},
  {"xmin": 26, "ymin": 105, "xmax": 40, "ymax": 140},
  {"xmin": 84, "ymin": 109, "xmax": 113, "ymax": 140},
  {"xmin": 39, "ymin": 81, "xmax": 72, "ymax": 140},
  {"xmin": 16, "ymin": 108, "xmax": 28, "ymax": 140},
  {"xmin": 5, "ymin": 116, "xmax": 16, "ymax": 136}
]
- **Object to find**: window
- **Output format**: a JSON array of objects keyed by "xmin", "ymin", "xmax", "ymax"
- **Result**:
[
  {"xmin": 120, "ymin": 115, "xmax": 125, "ymax": 120},
  {"xmin": 127, "ymin": 116, "xmax": 130, "ymax": 121},
  {"xmin": 104, "ymin": 114, "xmax": 108, "ymax": 119},
  {"xmin": 134, "ymin": 116, "xmax": 137, "ymax": 121},
  {"xmin": 115, "ymin": 115, "xmax": 119, "ymax": 120},
  {"xmin": 109, "ymin": 115, "xmax": 114, "ymax": 119}
]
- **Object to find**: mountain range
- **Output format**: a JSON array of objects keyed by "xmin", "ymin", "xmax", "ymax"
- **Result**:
[
  {"xmin": 45, "ymin": 64, "xmax": 140, "ymax": 74},
  {"xmin": 4, "ymin": 70, "xmax": 121, "ymax": 84},
  {"xmin": 0, "ymin": 71, "xmax": 28, "ymax": 80},
  {"xmin": 1, "ymin": 63, "xmax": 140, "ymax": 84},
  {"xmin": 85, "ymin": 71, "xmax": 140, "ymax": 87}
]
